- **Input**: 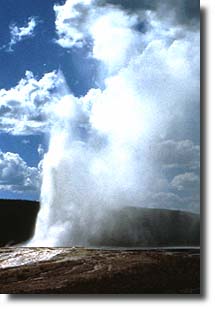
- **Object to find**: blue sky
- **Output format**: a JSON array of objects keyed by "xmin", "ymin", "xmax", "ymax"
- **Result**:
[
  {"xmin": 0, "ymin": 0, "xmax": 99, "ymax": 95},
  {"xmin": 0, "ymin": 0, "xmax": 200, "ymax": 214},
  {"xmin": 0, "ymin": 0, "xmax": 100, "ymax": 200},
  {"xmin": 0, "ymin": 0, "xmax": 59, "ymax": 200}
]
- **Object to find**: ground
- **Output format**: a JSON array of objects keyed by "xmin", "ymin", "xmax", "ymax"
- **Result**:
[{"xmin": 0, "ymin": 247, "xmax": 200, "ymax": 294}]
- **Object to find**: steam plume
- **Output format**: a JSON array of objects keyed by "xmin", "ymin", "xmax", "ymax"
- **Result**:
[{"xmin": 30, "ymin": 0, "xmax": 199, "ymax": 246}]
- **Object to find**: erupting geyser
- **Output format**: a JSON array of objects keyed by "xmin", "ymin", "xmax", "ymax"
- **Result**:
[{"xmin": 29, "ymin": 0, "xmax": 199, "ymax": 247}]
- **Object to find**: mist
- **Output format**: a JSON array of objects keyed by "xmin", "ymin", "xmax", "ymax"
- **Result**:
[{"xmin": 29, "ymin": 0, "xmax": 199, "ymax": 246}]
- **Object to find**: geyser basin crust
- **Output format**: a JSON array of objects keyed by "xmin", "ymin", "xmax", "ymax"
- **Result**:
[{"xmin": 0, "ymin": 247, "xmax": 200, "ymax": 294}]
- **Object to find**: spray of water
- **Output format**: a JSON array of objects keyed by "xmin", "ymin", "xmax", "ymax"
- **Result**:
[{"xmin": 29, "ymin": 0, "xmax": 199, "ymax": 246}]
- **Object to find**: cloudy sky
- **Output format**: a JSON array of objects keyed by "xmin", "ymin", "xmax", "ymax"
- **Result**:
[
  {"xmin": 0, "ymin": 0, "xmax": 199, "ymax": 213},
  {"xmin": 0, "ymin": 0, "xmax": 100, "ymax": 200}
]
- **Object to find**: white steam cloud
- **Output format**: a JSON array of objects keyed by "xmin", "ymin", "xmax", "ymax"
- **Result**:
[{"xmin": 30, "ymin": 0, "xmax": 199, "ymax": 246}]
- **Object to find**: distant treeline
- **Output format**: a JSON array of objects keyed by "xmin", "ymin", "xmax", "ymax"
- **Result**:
[{"xmin": 0, "ymin": 199, "xmax": 40, "ymax": 246}]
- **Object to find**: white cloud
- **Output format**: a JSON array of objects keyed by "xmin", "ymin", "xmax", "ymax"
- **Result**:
[
  {"xmin": 145, "ymin": 192, "xmax": 184, "ymax": 210},
  {"xmin": 37, "ymin": 144, "xmax": 45, "ymax": 157},
  {"xmin": 54, "ymin": 0, "xmax": 93, "ymax": 48},
  {"xmin": 142, "ymin": 190, "xmax": 199, "ymax": 213},
  {"xmin": 152, "ymin": 139, "xmax": 200, "ymax": 170},
  {"xmin": 145, "ymin": 171, "xmax": 200, "ymax": 212},
  {"xmin": 8, "ymin": 17, "xmax": 38, "ymax": 51},
  {"xmin": 0, "ymin": 150, "xmax": 41, "ymax": 193},
  {"xmin": 54, "ymin": 0, "xmax": 142, "ymax": 74},
  {"xmin": 22, "ymin": 139, "xmax": 30, "ymax": 144},
  {"xmin": 171, "ymin": 172, "xmax": 200, "ymax": 192},
  {"xmin": 0, "ymin": 70, "xmax": 67, "ymax": 135},
  {"xmin": 54, "ymin": 1, "xmax": 199, "ymax": 78}
]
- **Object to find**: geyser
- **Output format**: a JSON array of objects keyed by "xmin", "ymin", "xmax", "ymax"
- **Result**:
[{"xmin": 29, "ymin": 0, "xmax": 199, "ymax": 247}]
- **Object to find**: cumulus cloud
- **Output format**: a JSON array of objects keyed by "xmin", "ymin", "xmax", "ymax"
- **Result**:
[
  {"xmin": 144, "ymin": 192, "xmax": 184, "ymax": 210},
  {"xmin": 54, "ymin": 0, "xmax": 199, "ymax": 79},
  {"xmin": 152, "ymin": 139, "xmax": 200, "ymax": 170},
  {"xmin": 171, "ymin": 172, "xmax": 200, "ymax": 192},
  {"xmin": 53, "ymin": 0, "xmax": 89, "ymax": 48},
  {"xmin": 0, "ymin": 150, "xmax": 41, "ymax": 193},
  {"xmin": 8, "ymin": 17, "xmax": 38, "ymax": 51},
  {"xmin": 100, "ymin": 0, "xmax": 200, "ymax": 27},
  {"xmin": 0, "ymin": 70, "xmax": 67, "ymax": 135},
  {"xmin": 54, "ymin": 0, "xmax": 145, "ymax": 74},
  {"xmin": 141, "ymin": 190, "xmax": 199, "ymax": 213}
]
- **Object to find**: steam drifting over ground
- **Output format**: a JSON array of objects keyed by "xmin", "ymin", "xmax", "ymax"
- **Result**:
[{"xmin": 29, "ymin": 0, "xmax": 199, "ymax": 246}]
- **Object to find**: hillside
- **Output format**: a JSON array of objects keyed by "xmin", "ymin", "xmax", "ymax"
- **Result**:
[
  {"xmin": 0, "ymin": 199, "xmax": 39, "ymax": 246},
  {"xmin": 0, "ymin": 200, "xmax": 200, "ymax": 247},
  {"xmin": 87, "ymin": 206, "xmax": 200, "ymax": 247}
]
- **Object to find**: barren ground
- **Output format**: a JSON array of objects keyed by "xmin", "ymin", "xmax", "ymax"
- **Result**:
[{"xmin": 0, "ymin": 247, "xmax": 200, "ymax": 294}]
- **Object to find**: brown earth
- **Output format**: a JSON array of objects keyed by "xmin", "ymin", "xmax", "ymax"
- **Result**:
[{"xmin": 0, "ymin": 247, "xmax": 200, "ymax": 294}]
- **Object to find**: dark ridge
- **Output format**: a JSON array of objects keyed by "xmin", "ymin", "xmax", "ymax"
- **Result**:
[
  {"xmin": 87, "ymin": 207, "xmax": 200, "ymax": 248},
  {"xmin": 0, "ymin": 200, "xmax": 199, "ymax": 248},
  {"xmin": 0, "ymin": 199, "xmax": 40, "ymax": 246}
]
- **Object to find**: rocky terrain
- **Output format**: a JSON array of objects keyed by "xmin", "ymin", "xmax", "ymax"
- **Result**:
[{"xmin": 0, "ymin": 247, "xmax": 200, "ymax": 294}]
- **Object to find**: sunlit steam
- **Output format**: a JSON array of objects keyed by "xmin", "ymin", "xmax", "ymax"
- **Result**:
[{"xmin": 29, "ymin": 0, "xmax": 199, "ymax": 246}]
